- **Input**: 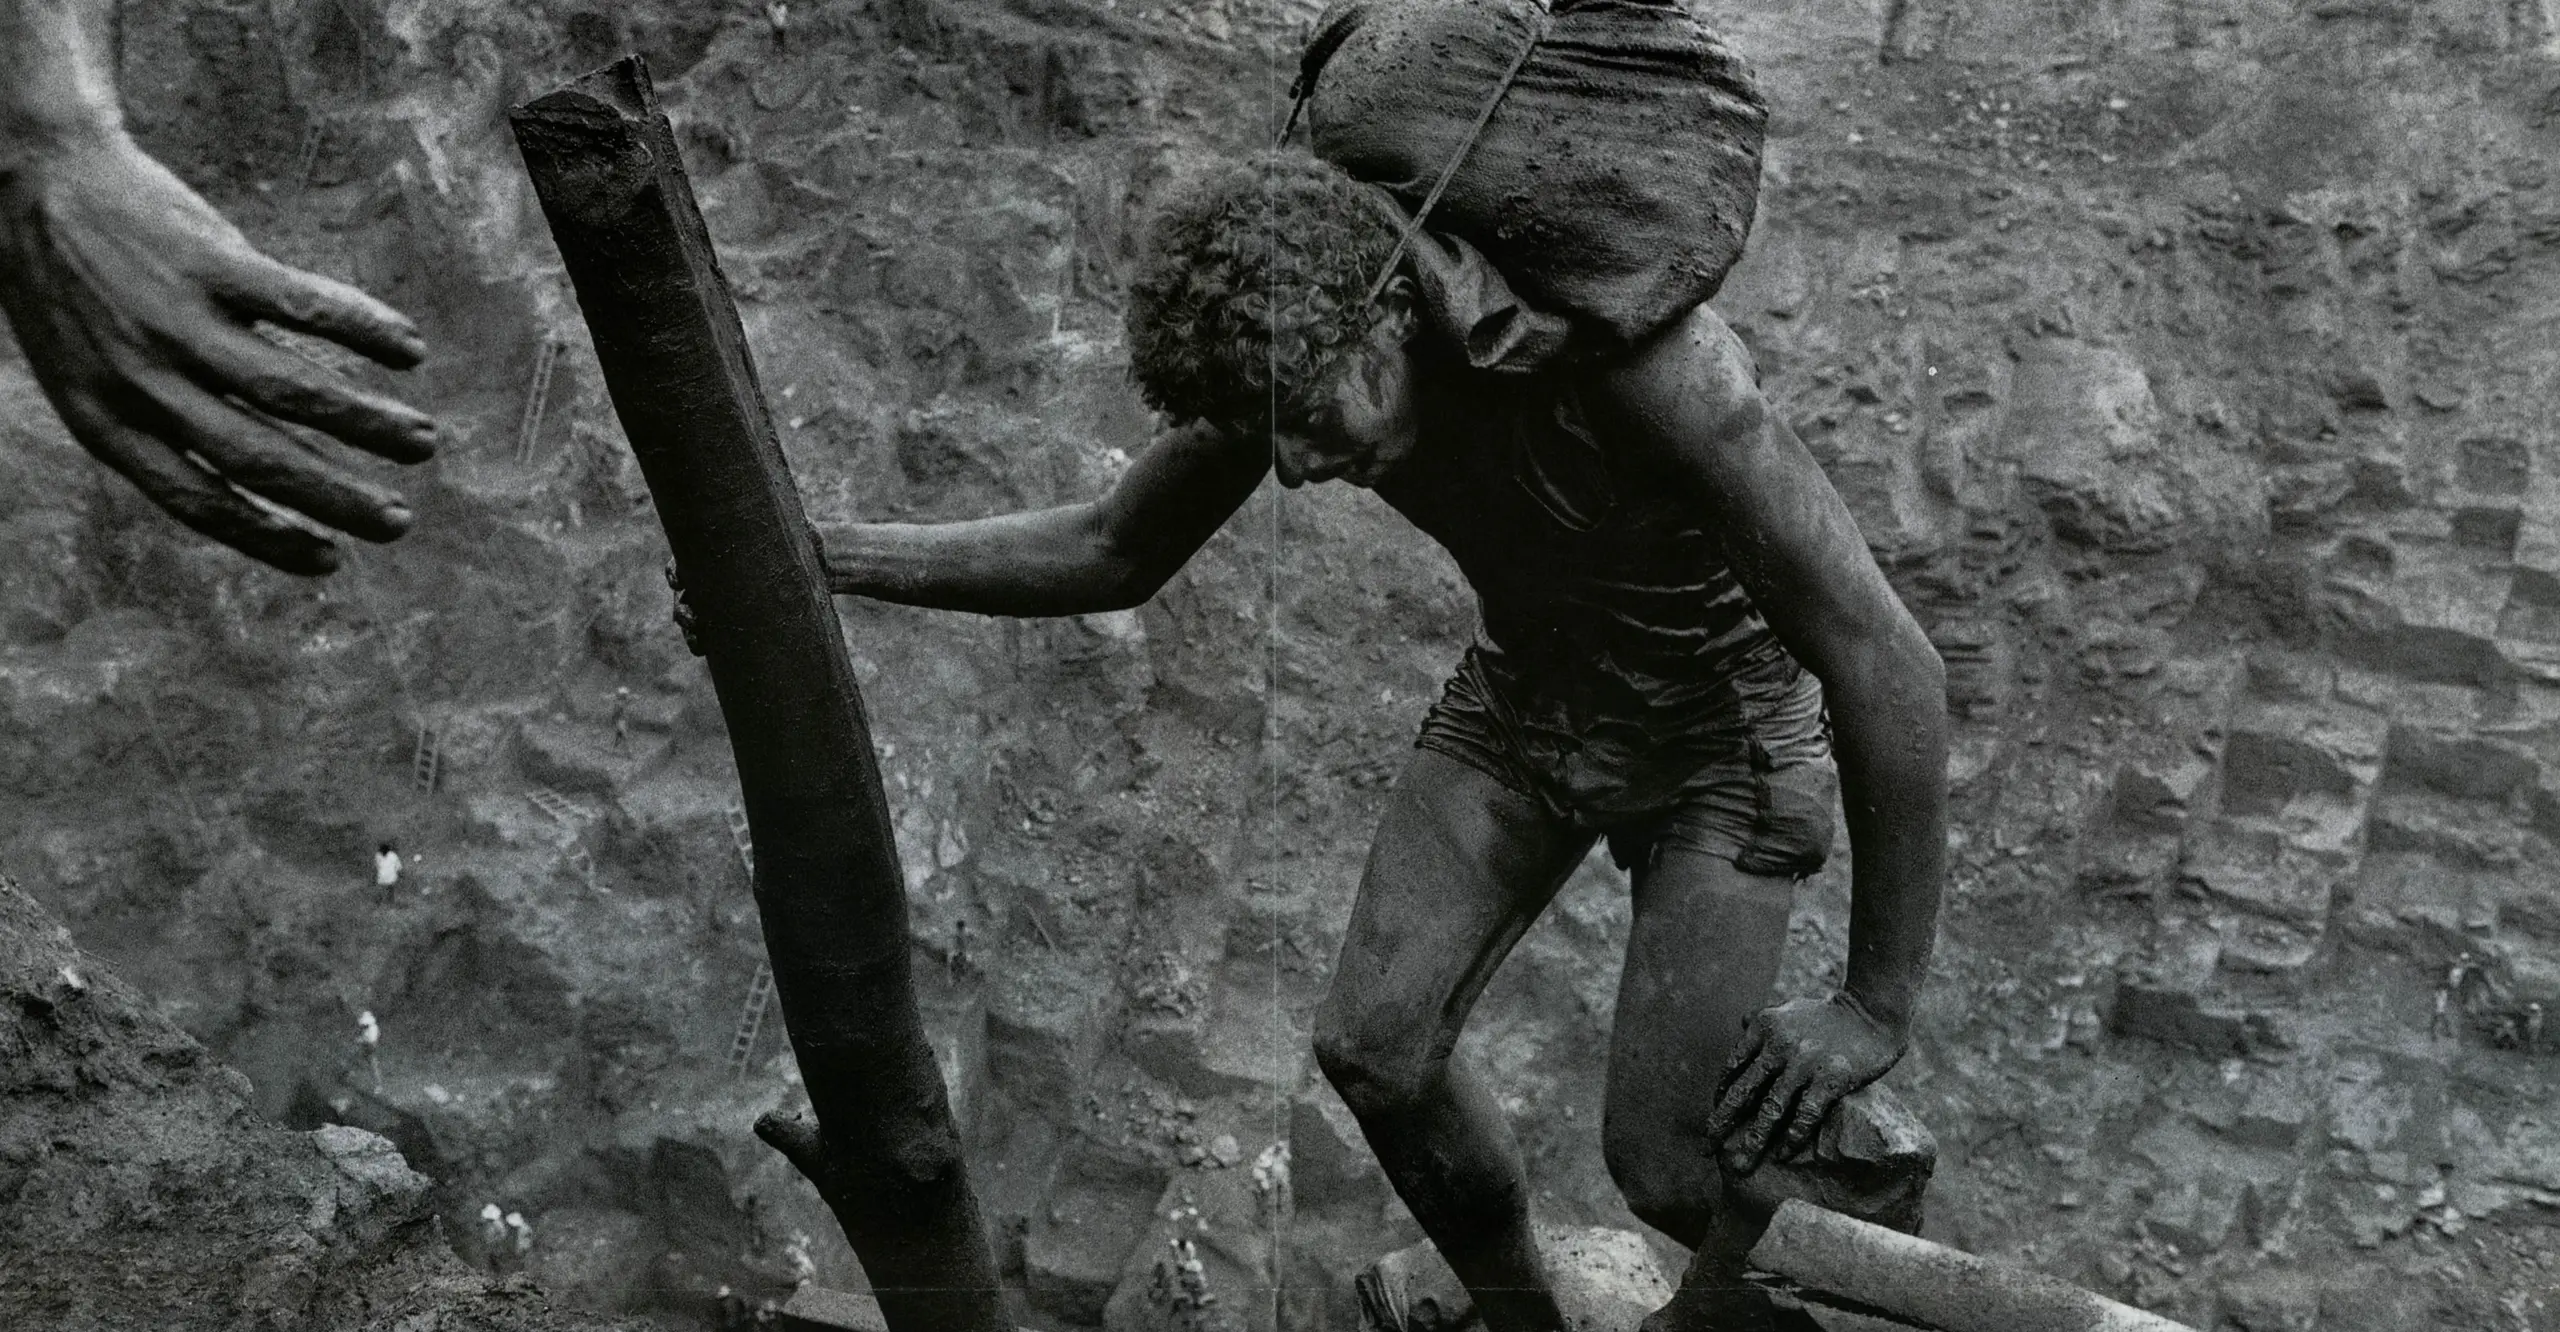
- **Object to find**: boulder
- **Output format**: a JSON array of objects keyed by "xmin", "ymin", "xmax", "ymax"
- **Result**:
[
  {"xmin": 779, "ymin": 1285, "xmax": 891, "ymax": 1332},
  {"xmin": 985, "ymin": 962, "xmax": 1111, "ymax": 1111},
  {"xmin": 2107, "ymin": 930, "xmax": 2288, "ymax": 1057},
  {"xmin": 1355, "ymin": 1225, "xmax": 1670, "ymax": 1332},
  {"xmin": 1026, "ymin": 1136, "xmax": 1173, "ymax": 1324},
  {"xmin": 2114, "ymin": 753, "xmax": 2216, "ymax": 832},
  {"xmin": 1126, "ymin": 978, "xmax": 1309, "ymax": 1100},
  {"xmin": 1723, "ymin": 1084, "xmax": 1937, "ymax": 1237}
]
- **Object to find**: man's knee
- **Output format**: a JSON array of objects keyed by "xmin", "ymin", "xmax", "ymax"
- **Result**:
[
  {"xmin": 1312, "ymin": 1006, "xmax": 1442, "ymax": 1118},
  {"xmin": 1603, "ymin": 1121, "xmax": 1718, "ymax": 1242}
]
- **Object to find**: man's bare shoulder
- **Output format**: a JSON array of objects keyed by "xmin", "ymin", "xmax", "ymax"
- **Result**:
[{"xmin": 1581, "ymin": 303, "xmax": 1768, "ymax": 450}]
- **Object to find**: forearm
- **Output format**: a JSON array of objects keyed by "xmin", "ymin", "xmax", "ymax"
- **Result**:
[
  {"xmin": 0, "ymin": 0, "xmax": 124, "ymax": 167},
  {"xmin": 821, "ymin": 505, "xmax": 1151, "ymax": 617},
  {"xmin": 1820, "ymin": 631, "xmax": 1950, "ymax": 1040}
]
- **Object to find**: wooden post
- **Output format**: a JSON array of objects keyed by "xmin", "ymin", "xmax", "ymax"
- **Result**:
[
  {"xmin": 509, "ymin": 57, "xmax": 1006, "ymax": 1332},
  {"xmin": 1749, "ymin": 1201, "xmax": 2198, "ymax": 1332}
]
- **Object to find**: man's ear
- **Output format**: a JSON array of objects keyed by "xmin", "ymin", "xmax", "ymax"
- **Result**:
[{"xmin": 1374, "ymin": 273, "xmax": 1422, "ymax": 347}]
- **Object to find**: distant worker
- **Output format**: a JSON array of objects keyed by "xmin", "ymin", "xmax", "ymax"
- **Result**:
[
  {"xmin": 356, "ymin": 1009, "xmax": 382, "ymax": 1092},
  {"xmin": 612, "ymin": 685, "xmax": 634, "ymax": 751},
  {"xmin": 375, "ymin": 842, "xmax": 403, "ymax": 901},
  {"xmin": 506, "ymin": 1209, "xmax": 533, "ymax": 1255},
  {"xmin": 2452, "ymin": 952, "xmax": 2491, "ymax": 1008},
  {"xmin": 479, "ymin": 1202, "xmax": 509, "ymax": 1271}
]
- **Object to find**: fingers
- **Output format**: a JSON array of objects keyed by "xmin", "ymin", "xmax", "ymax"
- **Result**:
[
  {"xmin": 1706, "ymin": 1038, "xmax": 1780, "ymax": 1147},
  {"xmin": 1713, "ymin": 1018, "xmax": 1768, "ymax": 1109},
  {"xmin": 1779, "ymin": 1072, "xmax": 1845, "ymax": 1161},
  {"xmin": 199, "ymin": 245, "xmax": 427, "ymax": 370},
  {"xmin": 56, "ymin": 394, "xmax": 339, "ymax": 575},
  {"xmin": 129, "ymin": 365, "xmax": 413, "ymax": 543},
  {"xmin": 161, "ymin": 312, "xmax": 436, "ymax": 464},
  {"xmin": 1729, "ymin": 1066, "xmax": 1814, "ymax": 1176}
]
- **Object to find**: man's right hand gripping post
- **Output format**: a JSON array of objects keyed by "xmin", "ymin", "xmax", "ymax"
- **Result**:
[{"xmin": 0, "ymin": 0, "xmax": 436, "ymax": 576}]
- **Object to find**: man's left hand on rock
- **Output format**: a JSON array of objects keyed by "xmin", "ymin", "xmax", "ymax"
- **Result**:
[{"xmin": 1706, "ymin": 992, "xmax": 1904, "ymax": 1176}]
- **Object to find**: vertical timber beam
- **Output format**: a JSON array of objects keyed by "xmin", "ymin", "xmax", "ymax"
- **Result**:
[{"xmin": 508, "ymin": 57, "xmax": 1005, "ymax": 1332}]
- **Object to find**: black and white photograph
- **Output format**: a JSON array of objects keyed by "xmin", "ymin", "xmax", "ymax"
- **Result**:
[{"xmin": 2, "ymin": 2, "xmax": 2556, "ymax": 1330}]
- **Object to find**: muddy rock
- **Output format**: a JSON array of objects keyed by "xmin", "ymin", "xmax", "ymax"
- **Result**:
[{"xmin": 1725, "ymin": 1083, "xmax": 1938, "ymax": 1236}]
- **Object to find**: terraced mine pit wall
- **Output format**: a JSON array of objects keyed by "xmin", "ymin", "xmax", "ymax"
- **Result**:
[{"xmin": 6, "ymin": 1, "xmax": 2560, "ymax": 1330}]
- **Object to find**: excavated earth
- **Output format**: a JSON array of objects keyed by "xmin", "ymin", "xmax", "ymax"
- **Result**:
[{"xmin": 6, "ymin": 0, "xmax": 2560, "ymax": 1329}]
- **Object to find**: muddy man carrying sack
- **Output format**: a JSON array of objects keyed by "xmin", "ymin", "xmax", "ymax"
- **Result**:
[{"xmin": 1294, "ymin": 0, "xmax": 1768, "ymax": 370}]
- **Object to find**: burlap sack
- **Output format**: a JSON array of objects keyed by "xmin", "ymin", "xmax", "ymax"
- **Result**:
[{"xmin": 1301, "ymin": 0, "xmax": 1767, "ymax": 368}]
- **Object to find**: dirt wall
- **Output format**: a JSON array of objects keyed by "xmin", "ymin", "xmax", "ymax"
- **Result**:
[{"xmin": 5, "ymin": 1, "xmax": 2560, "ymax": 1329}]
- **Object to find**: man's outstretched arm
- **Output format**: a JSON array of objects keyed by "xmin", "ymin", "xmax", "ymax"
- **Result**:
[
  {"xmin": 1, "ymin": 0, "xmax": 435, "ymax": 575},
  {"xmin": 1593, "ymin": 306, "xmax": 1950, "ymax": 1174},
  {"xmin": 820, "ymin": 421, "xmax": 1268, "ymax": 617}
]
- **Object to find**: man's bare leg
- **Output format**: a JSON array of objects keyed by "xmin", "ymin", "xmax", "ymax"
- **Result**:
[
  {"xmin": 1600, "ymin": 843, "xmax": 1798, "ymax": 1332},
  {"xmin": 1314, "ymin": 751, "xmax": 1593, "ymax": 1332}
]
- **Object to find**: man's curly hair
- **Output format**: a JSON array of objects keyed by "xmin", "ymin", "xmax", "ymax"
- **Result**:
[{"xmin": 1125, "ymin": 151, "xmax": 1406, "ymax": 429}]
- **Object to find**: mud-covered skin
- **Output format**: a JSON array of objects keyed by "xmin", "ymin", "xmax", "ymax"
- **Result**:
[
  {"xmin": 1582, "ymin": 310, "xmax": 1949, "ymax": 1171},
  {"xmin": 0, "ymin": 0, "xmax": 434, "ymax": 575},
  {"xmin": 820, "ymin": 281, "xmax": 1949, "ymax": 1332},
  {"xmin": 13, "ymin": 0, "xmax": 2560, "ymax": 1325}
]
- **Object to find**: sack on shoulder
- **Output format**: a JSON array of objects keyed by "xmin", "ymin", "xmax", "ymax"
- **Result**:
[{"xmin": 1300, "ymin": 0, "xmax": 1767, "ymax": 367}]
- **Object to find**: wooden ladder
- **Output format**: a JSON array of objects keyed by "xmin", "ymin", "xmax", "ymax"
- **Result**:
[
  {"xmin": 724, "ymin": 803, "xmax": 755, "ymax": 879},
  {"xmin": 526, "ymin": 786, "xmax": 589, "ymax": 828},
  {"xmin": 515, "ymin": 337, "xmax": 563, "ymax": 464},
  {"xmin": 411, "ymin": 721, "xmax": 442, "ymax": 794},
  {"xmin": 293, "ymin": 120, "xmax": 325, "ymax": 192},
  {"xmin": 726, "ymin": 961, "xmax": 775, "ymax": 1078}
]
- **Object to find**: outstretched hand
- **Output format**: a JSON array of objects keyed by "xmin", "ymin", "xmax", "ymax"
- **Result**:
[
  {"xmin": 1707, "ymin": 993, "xmax": 1902, "ymax": 1176},
  {"xmin": 0, "ymin": 130, "xmax": 435, "ymax": 575}
]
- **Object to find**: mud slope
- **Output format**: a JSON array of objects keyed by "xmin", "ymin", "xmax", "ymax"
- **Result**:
[
  {"xmin": 4, "ymin": 1, "xmax": 2560, "ymax": 1330},
  {"xmin": 0, "ymin": 874, "xmax": 650, "ymax": 1330}
]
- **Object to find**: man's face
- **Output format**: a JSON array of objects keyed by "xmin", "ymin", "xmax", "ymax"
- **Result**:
[{"xmin": 1267, "ymin": 334, "xmax": 1419, "ymax": 490}]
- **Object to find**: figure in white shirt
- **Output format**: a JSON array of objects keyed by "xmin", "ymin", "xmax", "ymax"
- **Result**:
[
  {"xmin": 375, "ymin": 843, "xmax": 403, "ymax": 902},
  {"xmin": 356, "ymin": 1009, "xmax": 382, "ymax": 1092}
]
